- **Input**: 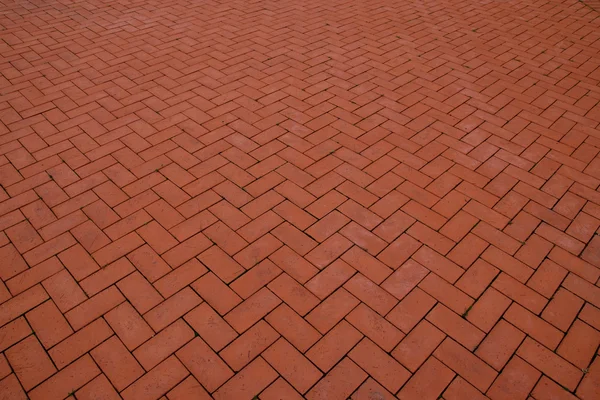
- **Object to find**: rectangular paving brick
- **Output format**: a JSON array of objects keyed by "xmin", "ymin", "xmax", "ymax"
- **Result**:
[{"xmin": 2, "ymin": 1, "xmax": 600, "ymax": 399}]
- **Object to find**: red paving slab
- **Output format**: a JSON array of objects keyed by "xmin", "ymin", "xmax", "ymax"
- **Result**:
[{"xmin": 1, "ymin": 0, "xmax": 600, "ymax": 398}]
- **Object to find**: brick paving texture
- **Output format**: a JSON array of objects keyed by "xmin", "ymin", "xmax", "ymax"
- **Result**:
[{"xmin": 0, "ymin": 0, "xmax": 600, "ymax": 398}]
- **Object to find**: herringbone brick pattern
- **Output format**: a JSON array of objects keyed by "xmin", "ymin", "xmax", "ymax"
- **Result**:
[{"xmin": 1, "ymin": 0, "xmax": 600, "ymax": 398}]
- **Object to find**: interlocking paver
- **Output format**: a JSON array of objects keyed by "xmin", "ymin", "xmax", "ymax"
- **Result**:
[{"xmin": 1, "ymin": 0, "xmax": 600, "ymax": 399}]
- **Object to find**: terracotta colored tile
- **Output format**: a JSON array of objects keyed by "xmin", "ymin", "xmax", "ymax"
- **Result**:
[
  {"xmin": 492, "ymin": 272, "xmax": 547, "ymax": 314},
  {"xmin": 104, "ymin": 209, "xmax": 151, "ymax": 240},
  {"xmin": 42, "ymin": 270, "xmax": 88, "ymax": 312},
  {"xmin": 582, "ymin": 235, "xmax": 600, "ymax": 268},
  {"xmin": 237, "ymin": 211, "xmax": 283, "ymax": 243},
  {"xmin": 349, "ymin": 337, "xmax": 410, "ymax": 392},
  {"xmin": 517, "ymin": 337, "xmax": 583, "ymax": 391},
  {"xmin": 541, "ymin": 287, "xmax": 584, "ymax": 331},
  {"xmin": 556, "ymin": 319, "xmax": 600, "ymax": 369},
  {"xmin": 191, "ymin": 271, "xmax": 241, "ymax": 314},
  {"xmin": 145, "ymin": 199, "xmax": 185, "ymax": 229},
  {"xmin": 6, "ymin": 256, "xmax": 63, "ymax": 295},
  {"xmin": 548, "ymin": 245, "xmax": 600, "ymax": 283},
  {"xmin": 412, "ymin": 245, "xmax": 464, "ymax": 283},
  {"xmin": 473, "ymin": 221, "xmax": 521, "ymax": 255},
  {"xmin": 220, "ymin": 320, "xmax": 279, "ymax": 371},
  {"xmin": 76, "ymin": 374, "xmax": 121, "ymax": 400},
  {"xmin": 25, "ymin": 300, "xmax": 73, "ymax": 349},
  {"xmin": 6, "ymin": 335, "xmax": 56, "ymax": 390},
  {"xmin": 24, "ymin": 232, "xmax": 77, "ymax": 266},
  {"xmin": 427, "ymin": 303, "xmax": 485, "ymax": 350},
  {"xmin": 79, "ymin": 257, "xmax": 135, "ymax": 296},
  {"xmin": 268, "ymin": 246, "xmax": 318, "ymax": 284},
  {"xmin": 386, "ymin": 287, "xmax": 437, "ymax": 333},
  {"xmin": 268, "ymin": 273, "xmax": 320, "ymax": 315},
  {"xmin": 272, "ymin": 221, "xmax": 318, "ymax": 255},
  {"xmin": 533, "ymin": 375, "xmax": 579, "ymax": 400},
  {"xmin": 455, "ymin": 259, "xmax": 499, "ymax": 298},
  {"xmin": 225, "ymin": 287, "xmax": 282, "ymax": 333},
  {"xmin": 209, "ymin": 200, "xmax": 251, "ymax": 231},
  {"xmin": 381, "ymin": 259, "xmax": 428, "ymax": 300},
  {"xmin": 144, "ymin": 287, "xmax": 201, "ymax": 331},
  {"xmin": 153, "ymin": 258, "xmax": 207, "ymax": 298},
  {"xmin": 121, "ymin": 356, "xmax": 189, "ymax": 400},
  {"xmin": 338, "ymin": 199, "xmax": 383, "ymax": 230},
  {"xmin": 233, "ymin": 233, "xmax": 282, "ymax": 269},
  {"xmin": 137, "ymin": 220, "xmax": 179, "ymax": 254},
  {"xmin": 351, "ymin": 378, "xmax": 395, "ymax": 400},
  {"xmin": 466, "ymin": 287, "xmax": 511, "ymax": 333},
  {"xmin": 230, "ymin": 259, "xmax": 282, "ymax": 299},
  {"xmin": 0, "ymin": 285, "xmax": 49, "ymax": 328},
  {"xmin": 176, "ymin": 337, "xmax": 233, "ymax": 392},
  {"xmin": 487, "ymin": 356, "xmax": 541, "ymax": 400},
  {"xmin": 306, "ymin": 233, "xmax": 353, "ymax": 269},
  {"xmin": 527, "ymin": 259, "xmax": 568, "ymax": 299},
  {"xmin": 373, "ymin": 209, "xmax": 415, "ymax": 243},
  {"xmin": 577, "ymin": 356, "xmax": 600, "ymax": 400},
  {"xmin": 65, "ymin": 286, "xmax": 125, "ymax": 330},
  {"xmin": 346, "ymin": 303, "xmax": 404, "ymax": 351},
  {"xmin": 4, "ymin": 4, "xmax": 600, "ymax": 398},
  {"xmin": 447, "ymin": 232, "xmax": 489, "ymax": 268},
  {"xmin": 377, "ymin": 233, "xmax": 422, "ymax": 269},
  {"xmin": 536, "ymin": 222, "xmax": 585, "ymax": 255},
  {"xmin": 166, "ymin": 376, "xmax": 212, "ymax": 400},
  {"xmin": 263, "ymin": 338, "xmax": 323, "ymax": 393},
  {"xmin": 344, "ymin": 273, "xmax": 397, "ymax": 315},
  {"xmin": 306, "ymin": 288, "xmax": 360, "ymax": 334},
  {"xmin": 213, "ymin": 357, "xmax": 278, "ymax": 400},
  {"xmin": 204, "ymin": 220, "xmax": 248, "ymax": 255},
  {"xmin": 163, "ymin": 232, "xmax": 212, "ymax": 269},
  {"xmin": 49, "ymin": 318, "xmax": 113, "ymax": 369},
  {"xmin": 341, "ymin": 246, "xmax": 392, "ymax": 284},
  {"xmin": 0, "ymin": 244, "xmax": 27, "ymax": 281},
  {"xmin": 0, "ymin": 318, "xmax": 31, "ymax": 354},
  {"xmin": 397, "ymin": 356, "xmax": 455, "ymax": 400},
  {"xmin": 273, "ymin": 199, "xmax": 317, "ymax": 229},
  {"xmin": 443, "ymin": 376, "xmax": 488, "ymax": 400},
  {"xmin": 92, "ymin": 231, "xmax": 145, "ymax": 267},
  {"xmin": 562, "ymin": 273, "xmax": 600, "ymax": 309},
  {"xmin": 515, "ymin": 234, "xmax": 553, "ymax": 268},
  {"xmin": 58, "ymin": 243, "xmax": 100, "ymax": 281},
  {"xmin": 5, "ymin": 220, "xmax": 43, "ymax": 253},
  {"xmin": 392, "ymin": 319, "xmax": 445, "ymax": 372},
  {"xmin": 305, "ymin": 259, "xmax": 356, "ymax": 299},
  {"xmin": 419, "ymin": 273, "xmax": 473, "ymax": 314},
  {"xmin": 197, "ymin": 245, "xmax": 244, "ymax": 283},
  {"xmin": 28, "ymin": 354, "xmax": 100, "ymax": 400},
  {"xmin": 133, "ymin": 319, "xmax": 195, "ymax": 370},
  {"xmin": 260, "ymin": 377, "xmax": 304, "ymax": 400},
  {"xmin": 116, "ymin": 271, "xmax": 163, "ymax": 314},
  {"xmin": 481, "ymin": 246, "xmax": 533, "ymax": 283},
  {"xmin": 370, "ymin": 190, "xmax": 410, "ymax": 219},
  {"xmin": 265, "ymin": 304, "xmax": 321, "ymax": 352},
  {"xmin": 434, "ymin": 338, "xmax": 497, "ymax": 392},
  {"xmin": 579, "ymin": 303, "xmax": 600, "ymax": 331},
  {"xmin": 184, "ymin": 302, "xmax": 238, "ymax": 351},
  {"xmin": 71, "ymin": 220, "xmax": 111, "ymax": 253},
  {"xmin": 306, "ymin": 358, "xmax": 367, "ymax": 400},
  {"xmin": 476, "ymin": 319, "xmax": 526, "ymax": 371},
  {"xmin": 307, "ymin": 320, "xmax": 363, "ymax": 372},
  {"xmin": 0, "ymin": 374, "xmax": 27, "ymax": 400},
  {"xmin": 91, "ymin": 336, "xmax": 144, "ymax": 390}
]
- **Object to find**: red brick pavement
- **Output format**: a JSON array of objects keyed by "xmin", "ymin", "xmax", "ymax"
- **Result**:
[{"xmin": 1, "ymin": 0, "xmax": 600, "ymax": 398}]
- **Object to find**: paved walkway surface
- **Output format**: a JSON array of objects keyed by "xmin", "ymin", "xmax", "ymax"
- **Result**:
[{"xmin": 1, "ymin": 0, "xmax": 600, "ymax": 399}]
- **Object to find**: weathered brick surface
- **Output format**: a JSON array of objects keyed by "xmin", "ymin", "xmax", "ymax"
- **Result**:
[{"xmin": 0, "ymin": 0, "xmax": 600, "ymax": 398}]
